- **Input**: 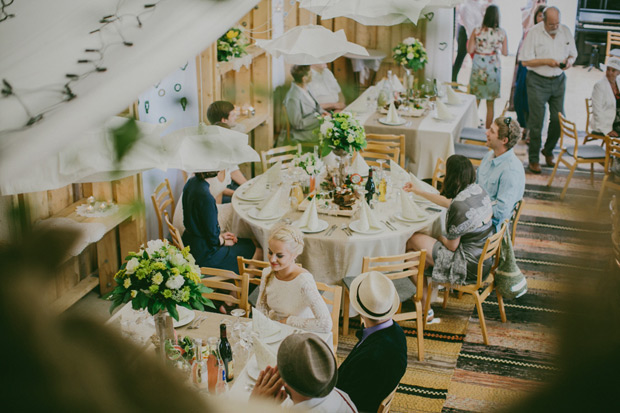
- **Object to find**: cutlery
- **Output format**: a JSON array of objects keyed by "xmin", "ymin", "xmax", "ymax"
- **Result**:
[
  {"xmin": 340, "ymin": 223, "xmax": 352, "ymax": 236},
  {"xmin": 188, "ymin": 315, "xmax": 206, "ymax": 329},
  {"xmin": 382, "ymin": 220, "xmax": 397, "ymax": 231},
  {"xmin": 326, "ymin": 224, "xmax": 337, "ymax": 236}
]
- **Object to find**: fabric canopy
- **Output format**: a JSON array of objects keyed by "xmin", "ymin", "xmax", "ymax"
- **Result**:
[
  {"xmin": 256, "ymin": 25, "xmax": 368, "ymax": 64},
  {"xmin": 0, "ymin": 0, "xmax": 260, "ymax": 186}
]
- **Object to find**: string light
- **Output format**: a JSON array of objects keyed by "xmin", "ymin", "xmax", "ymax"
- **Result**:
[{"xmin": 0, "ymin": 0, "xmax": 164, "ymax": 136}]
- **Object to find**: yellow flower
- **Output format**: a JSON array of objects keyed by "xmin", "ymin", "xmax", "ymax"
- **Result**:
[
  {"xmin": 131, "ymin": 290, "xmax": 137, "ymax": 298},
  {"xmin": 152, "ymin": 272, "xmax": 164, "ymax": 285},
  {"xmin": 163, "ymin": 289, "xmax": 173, "ymax": 298},
  {"xmin": 123, "ymin": 278, "xmax": 131, "ymax": 289},
  {"xmin": 226, "ymin": 30, "xmax": 238, "ymax": 39}
]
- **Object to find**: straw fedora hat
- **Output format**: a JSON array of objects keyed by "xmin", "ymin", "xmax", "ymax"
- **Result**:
[
  {"xmin": 349, "ymin": 271, "xmax": 400, "ymax": 321},
  {"xmin": 277, "ymin": 333, "xmax": 337, "ymax": 398}
]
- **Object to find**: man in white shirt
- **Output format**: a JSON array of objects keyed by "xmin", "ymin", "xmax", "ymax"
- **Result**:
[
  {"xmin": 251, "ymin": 333, "xmax": 357, "ymax": 412},
  {"xmin": 308, "ymin": 63, "xmax": 345, "ymax": 111},
  {"xmin": 591, "ymin": 56, "xmax": 620, "ymax": 137},
  {"xmin": 452, "ymin": 0, "xmax": 490, "ymax": 82},
  {"xmin": 519, "ymin": 6, "xmax": 577, "ymax": 174}
]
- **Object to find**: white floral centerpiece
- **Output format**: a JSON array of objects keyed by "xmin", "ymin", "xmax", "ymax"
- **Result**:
[
  {"xmin": 108, "ymin": 239, "xmax": 213, "ymax": 321},
  {"xmin": 293, "ymin": 152, "xmax": 325, "ymax": 176},
  {"xmin": 318, "ymin": 111, "xmax": 367, "ymax": 156},
  {"xmin": 217, "ymin": 27, "xmax": 250, "ymax": 62},
  {"xmin": 392, "ymin": 37, "xmax": 428, "ymax": 71}
]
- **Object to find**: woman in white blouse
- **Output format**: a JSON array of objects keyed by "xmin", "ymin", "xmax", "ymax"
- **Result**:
[{"xmin": 257, "ymin": 224, "xmax": 332, "ymax": 334}]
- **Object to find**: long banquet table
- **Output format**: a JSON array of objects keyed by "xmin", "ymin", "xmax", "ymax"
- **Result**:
[
  {"xmin": 230, "ymin": 176, "xmax": 444, "ymax": 286},
  {"xmin": 345, "ymin": 86, "xmax": 479, "ymax": 179}
]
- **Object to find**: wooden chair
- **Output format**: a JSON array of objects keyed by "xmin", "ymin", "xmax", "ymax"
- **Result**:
[
  {"xmin": 547, "ymin": 113, "xmax": 606, "ymax": 199},
  {"xmin": 454, "ymin": 142, "xmax": 489, "ymax": 166},
  {"xmin": 200, "ymin": 267, "xmax": 250, "ymax": 314},
  {"xmin": 237, "ymin": 257, "xmax": 271, "ymax": 308},
  {"xmin": 582, "ymin": 98, "xmax": 604, "ymax": 145},
  {"xmin": 163, "ymin": 211, "xmax": 184, "ymax": 250},
  {"xmin": 365, "ymin": 133, "xmax": 406, "ymax": 167},
  {"xmin": 377, "ymin": 386, "xmax": 398, "ymax": 413},
  {"xmin": 597, "ymin": 136, "xmax": 620, "ymax": 210},
  {"xmin": 431, "ymin": 157, "xmax": 446, "ymax": 190},
  {"xmin": 342, "ymin": 251, "xmax": 427, "ymax": 361},
  {"xmin": 509, "ymin": 199, "xmax": 524, "ymax": 246},
  {"xmin": 260, "ymin": 144, "xmax": 300, "ymax": 172},
  {"xmin": 606, "ymin": 31, "xmax": 620, "ymax": 64},
  {"xmin": 459, "ymin": 104, "xmax": 508, "ymax": 146},
  {"xmin": 151, "ymin": 178, "xmax": 176, "ymax": 240},
  {"xmin": 424, "ymin": 223, "xmax": 507, "ymax": 345},
  {"xmin": 358, "ymin": 143, "xmax": 400, "ymax": 169},
  {"xmin": 315, "ymin": 282, "xmax": 342, "ymax": 350}
]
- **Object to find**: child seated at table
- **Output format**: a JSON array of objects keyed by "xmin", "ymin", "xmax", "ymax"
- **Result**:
[{"xmin": 257, "ymin": 224, "xmax": 332, "ymax": 334}]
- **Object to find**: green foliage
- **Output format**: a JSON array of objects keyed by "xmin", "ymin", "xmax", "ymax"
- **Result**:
[{"xmin": 110, "ymin": 118, "xmax": 142, "ymax": 166}]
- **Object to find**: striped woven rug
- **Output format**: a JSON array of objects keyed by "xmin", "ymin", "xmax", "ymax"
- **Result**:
[{"xmin": 337, "ymin": 163, "xmax": 613, "ymax": 413}]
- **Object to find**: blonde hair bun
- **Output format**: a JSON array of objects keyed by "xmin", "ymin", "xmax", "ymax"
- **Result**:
[{"xmin": 269, "ymin": 224, "xmax": 304, "ymax": 256}]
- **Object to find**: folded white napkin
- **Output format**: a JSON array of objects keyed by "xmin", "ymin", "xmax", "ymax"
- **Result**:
[
  {"xmin": 253, "ymin": 333, "xmax": 278, "ymax": 371},
  {"xmin": 389, "ymin": 160, "xmax": 410, "ymax": 184},
  {"xmin": 244, "ymin": 173, "xmax": 268, "ymax": 199},
  {"xmin": 446, "ymin": 85, "xmax": 462, "ymax": 105},
  {"xmin": 256, "ymin": 186, "xmax": 285, "ymax": 218},
  {"xmin": 265, "ymin": 161, "xmax": 282, "ymax": 184},
  {"xmin": 298, "ymin": 197, "xmax": 320, "ymax": 231},
  {"xmin": 351, "ymin": 152, "xmax": 370, "ymax": 176},
  {"xmin": 400, "ymin": 189, "xmax": 427, "ymax": 220},
  {"xmin": 322, "ymin": 151, "xmax": 339, "ymax": 169},
  {"xmin": 386, "ymin": 101, "xmax": 401, "ymax": 124},
  {"xmin": 388, "ymin": 73, "xmax": 406, "ymax": 93},
  {"xmin": 358, "ymin": 199, "xmax": 382, "ymax": 232},
  {"xmin": 252, "ymin": 307, "xmax": 280, "ymax": 338},
  {"xmin": 435, "ymin": 100, "xmax": 453, "ymax": 120}
]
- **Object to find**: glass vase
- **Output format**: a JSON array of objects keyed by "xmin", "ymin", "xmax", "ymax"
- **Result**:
[
  {"xmin": 309, "ymin": 174, "xmax": 316, "ymax": 194},
  {"xmin": 333, "ymin": 148, "xmax": 351, "ymax": 187},
  {"xmin": 154, "ymin": 310, "xmax": 175, "ymax": 363}
]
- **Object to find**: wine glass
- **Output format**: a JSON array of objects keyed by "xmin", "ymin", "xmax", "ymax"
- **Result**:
[{"xmin": 230, "ymin": 308, "xmax": 246, "ymax": 339}]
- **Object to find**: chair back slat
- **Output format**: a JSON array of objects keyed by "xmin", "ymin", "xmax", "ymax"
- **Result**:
[
  {"xmin": 151, "ymin": 179, "xmax": 175, "ymax": 240},
  {"xmin": 358, "ymin": 144, "xmax": 400, "ymax": 168},
  {"xmin": 164, "ymin": 212, "xmax": 184, "ymax": 250},
  {"xmin": 315, "ymin": 281, "xmax": 342, "ymax": 350},
  {"xmin": 558, "ymin": 113, "xmax": 580, "ymax": 157},
  {"xmin": 362, "ymin": 251, "xmax": 426, "ymax": 301},
  {"xmin": 475, "ymin": 223, "xmax": 507, "ymax": 288},
  {"xmin": 432, "ymin": 157, "xmax": 446, "ymax": 190},
  {"xmin": 509, "ymin": 199, "xmax": 524, "ymax": 245},
  {"xmin": 606, "ymin": 31, "xmax": 620, "ymax": 63},
  {"xmin": 261, "ymin": 145, "xmax": 300, "ymax": 172},
  {"xmin": 200, "ymin": 267, "xmax": 249, "ymax": 314},
  {"xmin": 365, "ymin": 133, "xmax": 406, "ymax": 167}
]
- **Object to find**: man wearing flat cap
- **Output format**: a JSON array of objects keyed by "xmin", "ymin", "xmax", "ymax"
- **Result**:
[
  {"xmin": 337, "ymin": 271, "xmax": 407, "ymax": 412},
  {"xmin": 251, "ymin": 333, "xmax": 357, "ymax": 412}
]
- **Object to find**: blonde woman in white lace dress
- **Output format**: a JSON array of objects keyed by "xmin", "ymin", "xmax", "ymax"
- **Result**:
[{"xmin": 257, "ymin": 224, "xmax": 332, "ymax": 334}]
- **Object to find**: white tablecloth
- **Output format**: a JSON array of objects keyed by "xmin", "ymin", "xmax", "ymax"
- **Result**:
[
  {"xmin": 231, "ymin": 177, "xmax": 444, "ymax": 286},
  {"xmin": 346, "ymin": 86, "xmax": 479, "ymax": 179}
]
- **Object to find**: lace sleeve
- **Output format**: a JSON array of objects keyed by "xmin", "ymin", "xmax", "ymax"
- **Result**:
[{"xmin": 286, "ymin": 274, "xmax": 333, "ymax": 334}]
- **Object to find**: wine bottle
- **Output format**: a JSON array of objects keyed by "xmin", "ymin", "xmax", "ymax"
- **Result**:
[
  {"xmin": 219, "ymin": 323, "xmax": 234, "ymax": 382},
  {"xmin": 365, "ymin": 168, "xmax": 375, "ymax": 203}
]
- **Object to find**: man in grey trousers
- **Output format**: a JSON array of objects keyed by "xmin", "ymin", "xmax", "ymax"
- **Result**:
[{"xmin": 519, "ymin": 6, "xmax": 577, "ymax": 174}]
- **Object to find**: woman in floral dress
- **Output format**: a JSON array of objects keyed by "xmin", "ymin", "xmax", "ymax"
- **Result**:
[{"xmin": 467, "ymin": 4, "xmax": 508, "ymax": 128}]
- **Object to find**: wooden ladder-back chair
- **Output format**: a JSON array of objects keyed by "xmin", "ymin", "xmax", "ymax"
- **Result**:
[
  {"xmin": 365, "ymin": 133, "xmax": 406, "ymax": 167},
  {"xmin": 606, "ymin": 31, "xmax": 620, "ymax": 63},
  {"xmin": 358, "ymin": 143, "xmax": 400, "ymax": 169},
  {"xmin": 431, "ymin": 157, "xmax": 446, "ymax": 190},
  {"xmin": 377, "ymin": 386, "xmax": 398, "ymax": 413},
  {"xmin": 424, "ymin": 223, "xmax": 507, "ymax": 345},
  {"xmin": 237, "ymin": 257, "xmax": 271, "ymax": 309},
  {"xmin": 343, "ymin": 250, "xmax": 427, "ymax": 361},
  {"xmin": 261, "ymin": 144, "xmax": 301, "ymax": 172},
  {"xmin": 200, "ymin": 267, "xmax": 250, "ymax": 315},
  {"xmin": 151, "ymin": 178, "xmax": 175, "ymax": 240},
  {"xmin": 315, "ymin": 282, "xmax": 342, "ymax": 351},
  {"xmin": 163, "ymin": 211, "xmax": 184, "ymax": 250},
  {"xmin": 547, "ymin": 113, "xmax": 606, "ymax": 199},
  {"xmin": 509, "ymin": 199, "xmax": 524, "ymax": 246},
  {"xmin": 597, "ymin": 136, "xmax": 620, "ymax": 210},
  {"xmin": 583, "ymin": 98, "xmax": 605, "ymax": 145}
]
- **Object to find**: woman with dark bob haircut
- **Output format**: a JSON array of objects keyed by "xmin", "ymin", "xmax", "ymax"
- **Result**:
[{"xmin": 404, "ymin": 155, "xmax": 494, "ymax": 316}]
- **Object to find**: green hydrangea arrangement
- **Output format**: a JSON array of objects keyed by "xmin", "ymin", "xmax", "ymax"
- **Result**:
[
  {"xmin": 392, "ymin": 37, "xmax": 428, "ymax": 71},
  {"xmin": 318, "ymin": 111, "xmax": 367, "ymax": 156},
  {"xmin": 108, "ymin": 239, "xmax": 213, "ymax": 320},
  {"xmin": 217, "ymin": 27, "xmax": 249, "ymax": 62}
]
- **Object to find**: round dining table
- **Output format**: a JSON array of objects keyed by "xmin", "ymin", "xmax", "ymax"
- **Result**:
[{"xmin": 230, "ymin": 176, "xmax": 444, "ymax": 286}]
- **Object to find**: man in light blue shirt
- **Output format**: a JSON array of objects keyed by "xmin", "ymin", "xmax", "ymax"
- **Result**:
[{"xmin": 476, "ymin": 116, "xmax": 526, "ymax": 230}]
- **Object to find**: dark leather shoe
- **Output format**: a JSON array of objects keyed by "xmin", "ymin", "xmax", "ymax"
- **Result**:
[
  {"xmin": 528, "ymin": 162, "xmax": 541, "ymax": 174},
  {"xmin": 544, "ymin": 154, "xmax": 555, "ymax": 167}
]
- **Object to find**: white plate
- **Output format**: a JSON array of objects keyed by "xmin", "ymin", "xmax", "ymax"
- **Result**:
[
  {"xmin": 349, "ymin": 220, "xmax": 384, "ymax": 234},
  {"xmin": 247, "ymin": 208, "xmax": 283, "ymax": 221},
  {"xmin": 236, "ymin": 191, "xmax": 266, "ymax": 202},
  {"xmin": 246, "ymin": 356, "xmax": 260, "ymax": 381},
  {"xmin": 395, "ymin": 213, "xmax": 429, "ymax": 223},
  {"xmin": 293, "ymin": 219, "xmax": 329, "ymax": 234},
  {"xmin": 146, "ymin": 306, "xmax": 195, "ymax": 328},
  {"xmin": 378, "ymin": 117, "xmax": 407, "ymax": 126}
]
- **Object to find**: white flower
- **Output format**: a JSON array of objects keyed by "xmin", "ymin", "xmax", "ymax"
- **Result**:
[
  {"xmin": 165, "ymin": 275, "xmax": 185, "ymax": 290},
  {"xmin": 307, "ymin": 165, "xmax": 315, "ymax": 174},
  {"xmin": 146, "ymin": 239, "xmax": 165, "ymax": 256},
  {"xmin": 320, "ymin": 120, "xmax": 334, "ymax": 136},
  {"xmin": 126, "ymin": 258, "xmax": 140, "ymax": 274},
  {"xmin": 407, "ymin": 53, "xmax": 414, "ymax": 60},
  {"xmin": 152, "ymin": 272, "xmax": 164, "ymax": 285},
  {"xmin": 170, "ymin": 253, "xmax": 186, "ymax": 267},
  {"xmin": 395, "ymin": 49, "xmax": 402, "ymax": 54},
  {"xmin": 403, "ymin": 37, "xmax": 415, "ymax": 46},
  {"xmin": 347, "ymin": 136, "xmax": 355, "ymax": 143}
]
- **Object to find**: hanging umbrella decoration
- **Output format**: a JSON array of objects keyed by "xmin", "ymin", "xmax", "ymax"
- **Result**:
[{"xmin": 255, "ymin": 24, "xmax": 368, "ymax": 65}]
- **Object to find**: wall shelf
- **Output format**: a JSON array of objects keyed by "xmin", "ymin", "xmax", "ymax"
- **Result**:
[{"xmin": 217, "ymin": 45, "xmax": 266, "ymax": 76}]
